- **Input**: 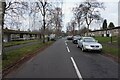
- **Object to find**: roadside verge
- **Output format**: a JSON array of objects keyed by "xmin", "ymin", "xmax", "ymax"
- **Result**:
[{"xmin": 2, "ymin": 41, "xmax": 55, "ymax": 77}]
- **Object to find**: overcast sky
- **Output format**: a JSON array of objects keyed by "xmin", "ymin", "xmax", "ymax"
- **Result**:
[
  {"xmin": 5, "ymin": 0, "xmax": 120, "ymax": 31},
  {"xmin": 62, "ymin": 0, "xmax": 119, "ymax": 31}
]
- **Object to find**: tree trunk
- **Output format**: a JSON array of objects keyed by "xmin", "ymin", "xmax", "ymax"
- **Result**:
[
  {"xmin": 43, "ymin": 19, "xmax": 46, "ymax": 43},
  {"xmin": 86, "ymin": 24, "xmax": 90, "ymax": 36},
  {"xmin": 78, "ymin": 23, "xmax": 80, "ymax": 35},
  {"xmin": 73, "ymin": 26, "xmax": 75, "ymax": 36},
  {"xmin": 42, "ymin": 6, "xmax": 46, "ymax": 43},
  {"xmin": 2, "ymin": 1, "xmax": 7, "ymax": 60}
]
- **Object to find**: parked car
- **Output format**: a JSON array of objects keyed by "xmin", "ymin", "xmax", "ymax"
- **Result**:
[
  {"xmin": 67, "ymin": 36, "xmax": 73, "ymax": 40},
  {"xmin": 49, "ymin": 34, "xmax": 56, "ymax": 41},
  {"xmin": 72, "ymin": 35, "xmax": 81, "ymax": 44},
  {"xmin": 77, "ymin": 37, "xmax": 102, "ymax": 52}
]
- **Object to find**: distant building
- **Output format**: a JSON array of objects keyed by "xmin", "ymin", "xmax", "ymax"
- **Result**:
[
  {"xmin": 3, "ymin": 28, "xmax": 41, "ymax": 42},
  {"xmin": 86, "ymin": 26, "xmax": 120, "ymax": 37}
]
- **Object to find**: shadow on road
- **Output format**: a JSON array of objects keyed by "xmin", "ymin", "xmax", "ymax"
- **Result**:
[{"xmin": 83, "ymin": 50, "xmax": 103, "ymax": 54}]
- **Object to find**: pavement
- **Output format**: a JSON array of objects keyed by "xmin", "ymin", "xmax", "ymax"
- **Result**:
[{"xmin": 5, "ymin": 38, "xmax": 119, "ymax": 79}]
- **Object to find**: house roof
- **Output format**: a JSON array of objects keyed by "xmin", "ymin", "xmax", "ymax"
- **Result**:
[
  {"xmin": 90, "ymin": 26, "xmax": 120, "ymax": 32},
  {"xmin": 3, "ymin": 28, "xmax": 41, "ymax": 34}
]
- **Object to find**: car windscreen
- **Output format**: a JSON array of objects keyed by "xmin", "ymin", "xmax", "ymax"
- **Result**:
[
  {"xmin": 84, "ymin": 38, "xmax": 96, "ymax": 42},
  {"xmin": 74, "ymin": 36, "xmax": 81, "ymax": 39}
]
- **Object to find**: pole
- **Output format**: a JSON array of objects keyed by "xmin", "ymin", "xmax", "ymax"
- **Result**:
[
  {"xmin": 110, "ymin": 33, "xmax": 112, "ymax": 43},
  {"xmin": 111, "ymin": 36, "xmax": 112, "ymax": 43}
]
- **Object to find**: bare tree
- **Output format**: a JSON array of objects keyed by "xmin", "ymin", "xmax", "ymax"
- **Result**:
[
  {"xmin": 72, "ymin": 4, "xmax": 84, "ymax": 35},
  {"xmin": 1, "ymin": 0, "xmax": 7, "ymax": 60},
  {"xmin": 71, "ymin": 20, "xmax": 77, "ymax": 36},
  {"xmin": 80, "ymin": 0, "xmax": 104, "ymax": 36},
  {"xmin": 2, "ymin": 0, "xmax": 28, "ymax": 59},
  {"xmin": 5, "ymin": 0, "xmax": 28, "ymax": 17},
  {"xmin": 1, "ymin": 1, "xmax": 5, "ymax": 28},
  {"xmin": 50, "ymin": 7, "xmax": 63, "ymax": 36},
  {"xmin": 28, "ymin": 2, "xmax": 42, "ymax": 31},
  {"xmin": 80, "ymin": 27, "xmax": 90, "ymax": 36},
  {"xmin": 4, "ymin": 0, "xmax": 28, "ymax": 30},
  {"xmin": 36, "ymin": 0, "xmax": 49, "ymax": 43},
  {"xmin": 35, "ymin": 0, "xmax": 63, "ymax": 42},
  {"xmin": 66, "ymin": 22, "xmax": 72, "ymax": 35}
]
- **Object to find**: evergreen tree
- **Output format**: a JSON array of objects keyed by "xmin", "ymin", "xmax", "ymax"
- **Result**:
[
  {"xmin": 108, "ymin": 22, "xmax": 115, "ymax": 29},
  {"xmin": 102, "ymin": 19, "xmax": 107, "ymax": 29},
  {"xmin": 102, "ymin": 19, "xmax": 108, "ymax": 36}
]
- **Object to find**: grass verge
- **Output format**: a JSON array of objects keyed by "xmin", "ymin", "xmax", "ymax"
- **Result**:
[
  {"xmin": 95, "ymin": 36, "xmax": 118, "ymax": 43},
  {"xmin": 0, "ymin": 60, "xmax": 1, "ymax": 70},
  {"xmin": 2, "ymin": 41, "xmax": 54, "ymax": 70},
  {"xmin": 102, "ymin": 44, "xmax": 118, "ymax": 56},
  {"xmin": 95, "ymin": 36, "xmax": 118, "ymax": 57},
  {"xmin": 4, "ymin": 39, "xmax": 39, "ymax": 47}
]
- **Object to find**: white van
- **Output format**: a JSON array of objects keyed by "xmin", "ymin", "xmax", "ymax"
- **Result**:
[{"xmin": 49, "ymin": 34, "xmax": 56, "ymax": 41}]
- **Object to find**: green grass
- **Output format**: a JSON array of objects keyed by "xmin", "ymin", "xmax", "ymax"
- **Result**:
[
  {"xmin": 102, "ymin": 45, "xmax": 118, "ymax": 56},
  {"xmin": 2, "ymin": 41, "xmax": 54, "ymax": 69},
  {"xmin": 0, "ymin": 60, "xmax": 2, "ymax": 70},
  {"xmin": 4, "ymin": 39, "xmax": 40, "ymax": 47},
  {"xmin": 95, "ymin": 36, "xmax": 118, "ymax": 43},
  {"xmin": 95, "ymin": 36, "xmax": 118, "ymax": 57}
]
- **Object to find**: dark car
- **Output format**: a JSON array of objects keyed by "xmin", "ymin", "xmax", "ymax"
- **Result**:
[
  {"xmin": 72, "ymin": 35, "xmax": 81, "ymax": 44},
  {"xmin": 67, "ymin": 36, "xmax": 73, "ymax": 40}
]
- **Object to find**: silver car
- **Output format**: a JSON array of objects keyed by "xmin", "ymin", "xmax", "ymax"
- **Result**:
[{"xmin": 77, "ymin": 37, "xmax": 102, "ymax": 52}]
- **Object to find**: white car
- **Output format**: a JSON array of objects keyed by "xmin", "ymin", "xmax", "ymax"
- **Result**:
[
  {"xmin": 49, "ymin": 34, "xmax": 56, "ymax": 41},
  {"xmin": 77, "ymin": 37, "xmax": 102, "ymax": 52}
]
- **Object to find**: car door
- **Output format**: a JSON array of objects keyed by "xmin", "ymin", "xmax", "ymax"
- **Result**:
[
  {"xmin": 79, "ymin": 39, "xmax": 83, "ymax": 48},
  {"xmin": 77, "ymin": 37, "xmax": 81, "ymax": 44}
]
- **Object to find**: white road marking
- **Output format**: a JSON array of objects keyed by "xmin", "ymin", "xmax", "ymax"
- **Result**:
[
  {"xmin": 71, "ymin": 57, "xmax": 83, "ymax": 80},
  {"xmin": 66, "ymin": 46, "xmax": 70, "ymax": 52},
  {"xmin": 65, "ymin": 42, "xmax": 67, "ymax": 46}
]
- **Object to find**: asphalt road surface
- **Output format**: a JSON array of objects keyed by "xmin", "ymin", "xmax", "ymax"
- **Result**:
[{"xmin": 5, "ymin": 38, "xmax": 118, "ymax": 79}]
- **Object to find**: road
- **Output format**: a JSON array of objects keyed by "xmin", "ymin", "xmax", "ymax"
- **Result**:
[{"xmin": 5, "ymin": 38, "xmax": 118, "ymax": 79}]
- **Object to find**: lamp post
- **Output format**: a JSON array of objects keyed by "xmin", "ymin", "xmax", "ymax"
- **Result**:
[{"xmin": 110, "ymin": 33, "xmax": 112, "ymax": 43}]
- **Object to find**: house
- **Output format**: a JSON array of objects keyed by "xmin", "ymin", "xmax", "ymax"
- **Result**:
[
  {"xmin": 86, "ymin": 26, "xmax": 120, "ymax": 37},
  {"xmin": 3, "ymin": 28, "xmax": 41, "ymax": 42}
]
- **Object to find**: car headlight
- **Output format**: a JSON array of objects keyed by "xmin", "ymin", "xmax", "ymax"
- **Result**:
[{"xmin": 99, "ymin": 45, "xmax": 102, "ymax": 48}]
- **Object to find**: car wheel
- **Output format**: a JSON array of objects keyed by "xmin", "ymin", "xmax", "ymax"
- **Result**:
[
  {"xmin": 73, "ymin": 41, "xmax": 75, "ymax": 44},
  {"xmin": 77, "ymin": 45, "xmax": 80, "ymax": 48},
  {"xmin": 98, "ymin": 50, "xmax": 102, "ymax": 54},
  {"xmin": 82, "ymin": 46, "xmax": 85, "ymax": 52}
]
